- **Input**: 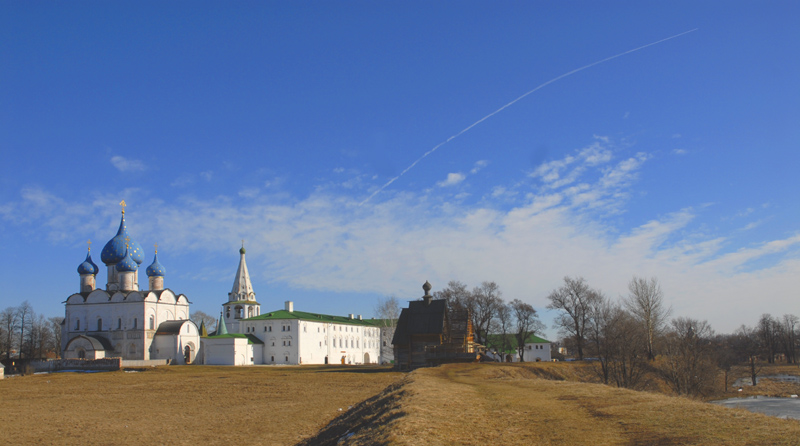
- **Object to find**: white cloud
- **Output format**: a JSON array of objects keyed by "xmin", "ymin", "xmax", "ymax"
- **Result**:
[
  {"xmin": 437, "ymin": 173, "xmax": 466, "ymax": 187},
  {"xmin": 470, "ymin": 160, "xmax": 489, "ymax": 174},
  {"xmin": 672, "ymin": 149, "xmax": 688, "ymax": 155},
  {"xmin": 110, "ymin": 155, "xmax": 146, "ymax": 172},
  {"xmin": 238, "ymin": 188, "xmax": 260, "ymax": 198},
  {"xmin": 5, "ymin": 138, "xmax": 800, "ymax": 335},
  {"xmin": 531, "ymin": 140, "xmax": 613, "ymax": 190}
]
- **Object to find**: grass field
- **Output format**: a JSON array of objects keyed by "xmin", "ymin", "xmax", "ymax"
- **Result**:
[
  {"xmin": 4, "ymin": 362, "xmax": 800, "ymax": 445},
  {"xmin": 0, "ymin": 365, "xmax": 402, "ymax": 445}
]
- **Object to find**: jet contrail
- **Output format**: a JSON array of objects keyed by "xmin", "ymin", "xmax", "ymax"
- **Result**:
[{"xmin": 359, "ymin": 28, "xmax": 699, "ymax": 206}]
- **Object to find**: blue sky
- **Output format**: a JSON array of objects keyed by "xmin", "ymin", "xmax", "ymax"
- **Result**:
[{"xmin": 1, "ymin": 2, "xmax": 798, "ymax": 337}]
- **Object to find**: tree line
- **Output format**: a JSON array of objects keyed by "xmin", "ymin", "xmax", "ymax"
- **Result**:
[
  {"xmin": 1, "ymin": 302, "xmax": 63, "ymax": 362},
  {"xmin": 546, "ymin": 275, "xmax": 800, "ymax": 396}
]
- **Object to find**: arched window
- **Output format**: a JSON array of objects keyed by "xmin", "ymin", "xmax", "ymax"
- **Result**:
[
  {"xmin": 97, "ymin": 318, "xmax": 102, "ymax": 331},
  {"xmin": 117, "ymin": 318, "xmax": 122, "ymax": 329},
  {"xmin": 75, "ymin": 319, "xmax": 80, "ymax": 330},
  {"xmin": 129, "ymin": 344, "xmax": 136, "ymax": 355},
  {"xmin": 133, "ymin": 318, "xmax": 138, "ymax": 329},
  {"xmin": 149, "ymin": 316, "xmax": 155, "ymax": 330},
  {"xmin": 333, "ymin": 339, "xmax": 337, "ymax": 348}
]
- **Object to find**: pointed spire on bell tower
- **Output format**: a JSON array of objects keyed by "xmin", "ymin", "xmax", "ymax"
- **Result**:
[{"xmin": 229, "ymin": 241, "xmax": 255, "ymax": 302}]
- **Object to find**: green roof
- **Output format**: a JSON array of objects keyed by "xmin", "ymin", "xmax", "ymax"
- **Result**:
[
  {"xmin": 245, "ymin": 309, "xmax": 385, "ymax": 327},
  {"xmin": 485, "ymin": 333, "xmax": 551, "ymax": 352},
  {"xmin": 527, "ymin": 335, "xmax": 550, "ymax": 344},
  {"xmin": 204, "ymin": 333, "xmax": 264, "ymax": 345}
]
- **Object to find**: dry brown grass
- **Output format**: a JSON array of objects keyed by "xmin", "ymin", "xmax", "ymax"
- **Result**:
[
  {"xmin": 5, "ymin": 362, "xmax": 800, "ymax": 445},
  {"xmin": 308, "ymin": 362, "xmax": 800, "ymax": 446},
  {"xmin": 0, "ymin": 365, "xmax": 401, "ymax": 446}
]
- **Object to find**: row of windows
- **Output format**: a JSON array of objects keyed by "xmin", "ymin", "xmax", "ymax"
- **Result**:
[{"xmin": 74, "ymin": 315, "xmax": 185, "ymax": 331}]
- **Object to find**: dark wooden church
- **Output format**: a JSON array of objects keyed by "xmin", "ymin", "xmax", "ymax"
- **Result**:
[{"xmin": 392, "ymin": 281, "xmax": 477, "ymax": 370}]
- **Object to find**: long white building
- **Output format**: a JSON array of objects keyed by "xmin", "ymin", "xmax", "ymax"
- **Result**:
[{"xmin": 202, "ymin": 247, "xmax": 383, "ymax": 366}]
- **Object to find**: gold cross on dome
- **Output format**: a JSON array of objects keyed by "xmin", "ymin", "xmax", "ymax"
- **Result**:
[
  {"xmin": 154, "ymin": 242, "xmax": 158, "ymax": 254},
  {"xmin": 120, "ymin": 200, "xmax": 127, "ymax": 214},
  {"xmin": 87, "ymin": 239, "xmax": 92, "ymax": 252},
  {"xmin": 125, "ymin": 236, "xmax": 131, "ymax": 249}
]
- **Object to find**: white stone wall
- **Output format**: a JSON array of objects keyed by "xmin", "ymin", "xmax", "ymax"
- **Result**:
[
  {"xmin": 63, "ymin": 289, "xmax": 191, "ymax": 361},
  {"xmin": 522, "ymin": 343, "xmax": 551, "ymax": 362},
  {"xmin": 203, "ymin": 337, "xmax": 252, "ymax": 365},
  {"xmin": 150, "ymin": 321, "xmax": 200, "ymax": 365}
]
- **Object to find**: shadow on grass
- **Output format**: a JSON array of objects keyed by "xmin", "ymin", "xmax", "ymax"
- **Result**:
[{"xmin": 296, "ymin": 381, "xmax": 408, "ymax": 446}]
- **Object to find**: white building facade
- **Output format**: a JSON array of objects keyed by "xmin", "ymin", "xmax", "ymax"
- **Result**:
[
  {"xmin": 62, "ymin": 203, "xmax": 199, "ymax": 364},
  {"xmin": 202, "ymin": 248, "xmax": 382, "ymax": 366},
  {"xmin": 521, "ymin": 335, "xmax": 552, "ymax": 362},
  {"xmin": 241, "ymin": 301, "xmax": 381, "ymax": 365}
]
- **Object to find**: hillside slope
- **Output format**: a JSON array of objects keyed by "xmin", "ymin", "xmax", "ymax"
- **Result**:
[{"xmin": 301, "ymin": 362, "xmax": 800, "ymax": 445}]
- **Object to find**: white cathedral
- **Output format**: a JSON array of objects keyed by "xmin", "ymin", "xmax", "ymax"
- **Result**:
[{"xmin": 62, "ymin": 202, "xmax": 386, "ymax": 367}]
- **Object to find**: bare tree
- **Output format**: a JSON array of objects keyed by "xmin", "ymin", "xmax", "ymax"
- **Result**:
[
  {"xmin": 492, "ymin": 302, "xmax": 513, "ymax": 355},
  {"xmin": 190, "ymin": 311, "xmax": 218, "ymax": 334},
  {"xmin": 733, "ymin": 324, "xmax": 763, "ymax": 386},
  {"xmin": 374, "ymin": 295, "xmax": 402, "ymax": 323},
  {"xmin": 757, "ymin": 314, "xmax": 778, "ymax": 364},
  {"xmin": 511, "ymin": 299, "xmax": 544, "ymax": 362},
  {"xmin": 656, "ymin": 317, "xmax": 717, "ymax": 397},
  {"xmin": 623, "ymin": 276, "xmax": 670, "ymax": 360},
  {"xmin": 48, "ymin": 317, "xmax": 64, "ymax": 358},
  {"xmin": 16, "ymin": 301, "xmax": 33, "ymax": 360},
  {"xmin": 23, "ymin": 314, "xmax": 53, "ymax": 360},
  {"xmin": 433, "ymin": 280, "xmax": 470, "ymax": 311},
  {"xmin": 374, "ymin": 296, "xmax": 402, "ymax": 364},
  {"xmin": 546, "ymin": 277, "xmax": 601, "ymax": 360},
  {"xmin": 588, "ymin": 298, "xmax": 648, "ymax": 389},
  {"xmin": 1, "ymin": 306, "xmax": 20, "ymax": 360},
  {"xmin": 778, "ymin": 314, "xmax": 799, "ymax": 364},
  {"xmin": 469, "ymin": 281, "xmax": 503, "ymax": 346}
]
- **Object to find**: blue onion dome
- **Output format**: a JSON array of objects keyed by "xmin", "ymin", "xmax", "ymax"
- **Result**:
[
  {"xmin": 146, "ymin": 253, "xmax": 166, "ymax": 277},
  {"xmin": 129, "ymin": 239, "xmax": 145, "ymax": 265},
  {"xmin": 101, "ymin": 215, "xmax": 130, "ymax": 265},
  {"xmin": 101, "ymin": 215, "xmax": 145, "ymax": 265},
  {"xmin": 116, "ymin": 249, "xmax": 139, "ymax": 272},
  {"xmin": 77, "ymin": 252, "xmax": 99, "ymax": 275}
]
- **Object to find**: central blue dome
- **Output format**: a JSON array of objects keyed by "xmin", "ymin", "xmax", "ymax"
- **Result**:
[{"xmin": 101, "ymin": 215, "xmax": 145, "ymax": 265}]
